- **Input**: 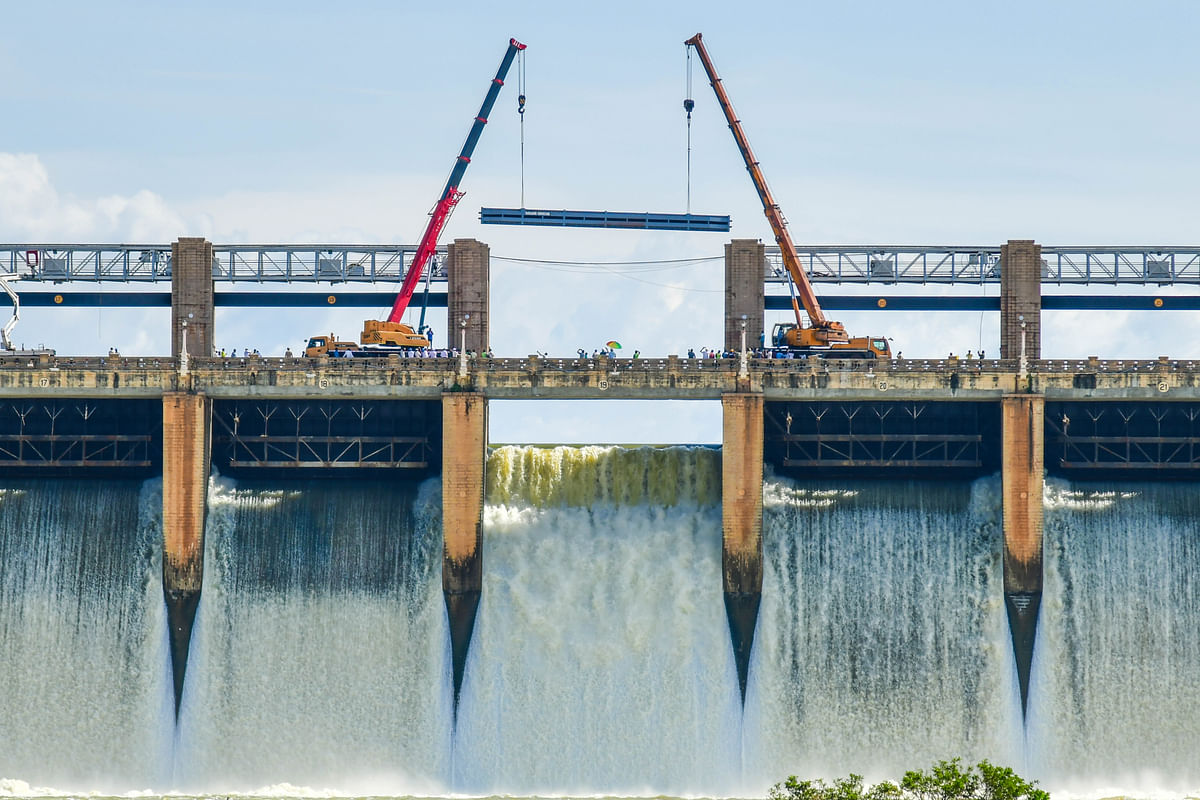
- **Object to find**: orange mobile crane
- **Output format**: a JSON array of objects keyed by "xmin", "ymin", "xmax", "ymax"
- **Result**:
[{"xmin": 685, "ymin": 33, "xmax": 891, "ymax": 359}]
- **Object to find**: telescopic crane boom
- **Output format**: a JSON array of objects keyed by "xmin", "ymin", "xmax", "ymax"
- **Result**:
[
  {"xmin": 387, "ymin": 37, "xmax": 526, "ymax": 325},
  {"xmin": 686, "ymin": 33, "xmax": 890, "ymax": 358},
  {"xmin": 352, "ymin": 37, "xmax": 526, "ymax": 352}
]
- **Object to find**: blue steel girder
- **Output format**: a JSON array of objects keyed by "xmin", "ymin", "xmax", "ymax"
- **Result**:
[
  {"xmin": 0, "ymin": 244, "xmax": 449, "ymax": 284},
  {"xmin": 5, "ymin": 242, "xmax": 1200, "ymax": 287},
  {"xmin": 764, "ymin": 246, "xmax": 1200, "ymax": 285}
]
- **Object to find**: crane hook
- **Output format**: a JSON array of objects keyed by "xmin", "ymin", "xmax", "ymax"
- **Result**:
[{"xmin": 683, "ymin": 97, "xmax": 694, "ymax": 118}]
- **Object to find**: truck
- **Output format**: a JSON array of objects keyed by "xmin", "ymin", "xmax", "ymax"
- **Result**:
[
  {"xmin": 685, "ymin": 33, "xmax": 891, "ymax": 359},
  {"xmin": 306, "ymin": 38, "xmax": 526, "ymax": 358},
  {"xmin": 303, "ymin": 330, "xmax": 440, "ymax": 358}
]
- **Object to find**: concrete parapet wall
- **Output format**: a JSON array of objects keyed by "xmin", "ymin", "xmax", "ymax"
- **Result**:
[{"xmin": 4, "ymin": 356, "xmax": 1200, "ymax": 401}]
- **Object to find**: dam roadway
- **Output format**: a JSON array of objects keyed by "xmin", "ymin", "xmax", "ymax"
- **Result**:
[{"xmin": 4, "ymin": 353, "xmax": 1200, "ymax": 399}]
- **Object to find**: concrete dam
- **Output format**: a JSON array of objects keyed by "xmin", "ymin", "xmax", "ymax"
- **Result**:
[{"xmin": 1, "ymin": 238, "xmax": 1198, "ymax": 795}]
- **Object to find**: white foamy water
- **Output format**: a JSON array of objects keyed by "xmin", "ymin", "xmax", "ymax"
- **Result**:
[
  {"xmin": 1028, "ymin": 480, "xmax": 1200, "ymax": 793},
  {"xmin": 744, "ymin": 474, "xmax": 1022, "ymax": 789},
  {"xmin": 0, "ymin": 479, "xmax": 174, "ymax": 792},
  {"xmin": 454, "ymin": 445, "xmax": 742, "ymax": 796},
  {"xmin": 173, "ymin": 476, "xmax": 452, "ymax": 794},
  {"xmin": 4, "ymin": 454, "xmax": 1200, "ymax": 800}
]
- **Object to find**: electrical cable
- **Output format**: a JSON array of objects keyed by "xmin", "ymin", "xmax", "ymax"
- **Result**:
[
  {"xmin": 493, "ymin": 254, "xmax": 719, "ymax": 268},
  {"xmin": 496, "ymin": 259, "xmax": 721, "ymax": 292}
]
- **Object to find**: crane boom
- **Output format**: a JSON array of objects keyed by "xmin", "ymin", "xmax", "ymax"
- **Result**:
[
  {"xmin": 685, "ymin": 33, "xmax": 845, "ymax": 341},
  {"xmin": 386, "ymin": 38, "xmax": 526, "ymax": 324}
]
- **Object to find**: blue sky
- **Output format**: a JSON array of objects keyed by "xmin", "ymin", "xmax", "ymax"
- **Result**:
[{"xmin": 2, "ymin": 0, "xmax": 1198, "ymax": 443}]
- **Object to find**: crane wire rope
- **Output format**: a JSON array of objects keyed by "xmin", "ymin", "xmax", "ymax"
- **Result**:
[
  {"xmin": 517, "ymin": 47, "xmax": 527, "ymax": 209},
  {"xmin": 684, "ymin": 46, "xmax": 695, "ymax": 215}
]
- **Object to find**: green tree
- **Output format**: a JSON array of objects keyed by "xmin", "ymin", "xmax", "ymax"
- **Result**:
[{"xmin": 770, "ymin": 760, "xmax": 1048, "ymax": 800}]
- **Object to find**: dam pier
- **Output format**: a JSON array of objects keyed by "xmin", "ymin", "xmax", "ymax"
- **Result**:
[{"xmin": 2, "ymin": 237, "xmax": 1199, "ymax": 724}]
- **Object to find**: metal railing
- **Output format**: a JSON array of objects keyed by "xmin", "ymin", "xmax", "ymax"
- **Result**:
[
  {"xmin": 0, "ymin": 244, "xmax": 448, "ymax": 283},
  {"xmin": 6, "ymin": 243, "xmax": 1199, "ymax": 285},
  {"xmin": 3, "ymin": 354, "xmax": 1200, "ymax": 374},
  {"xmin": 765, "ymin": 246, "xmax": 1200, "ymax": 285}
]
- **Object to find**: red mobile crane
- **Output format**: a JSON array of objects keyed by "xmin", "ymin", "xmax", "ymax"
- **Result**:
[
  {"xmin": 685, "ymin": 33, "xmax": 890, "ymax": 359},
  {"xmin": 307, "ymin": 38, "xmax": 526, "ymax": 357}
]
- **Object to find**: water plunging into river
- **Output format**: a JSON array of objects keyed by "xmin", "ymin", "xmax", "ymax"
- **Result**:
[{"xmin": 1, "ymin": 455, "xmax": 1198, "ymax": 797}]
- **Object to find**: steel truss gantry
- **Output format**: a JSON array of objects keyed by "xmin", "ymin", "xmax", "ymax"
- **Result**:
[
  {"xmin": 0, "ymin": 244, "xmax": 448, "ymax": 284},
  {"xmin": 764, "ymin": 245, "xmax": 1200, "ymax": 285},
  {"xmin": 1047, "ymin": 401, "xmax": 1200, "ymax": 472},
  {"xmin": 0, "ymin": 398, "xmax": 158, "ymax": 469},
  {"xmin": 4, "ymin": 243, "xmax": 1199, "ymax": 286},
  {"xmin": 212, "ymin": 399, "xmax": 437, "ymax": 471},
  {"xmin": 764, "ymin": 400, "xmax": 998, "ymax": 472}
]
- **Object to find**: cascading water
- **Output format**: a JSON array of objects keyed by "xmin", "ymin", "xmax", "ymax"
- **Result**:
[
  {"xmin": 744, "ymin": 474, "xmax": 1022, "ymax": 788},
  {"xmin": 174, "ymin": 476, "xmax": 451, "ymax": 793},
  {"xmin": 1028, "ymin": 480, "xmax": 1200, "ymax": 791},
  {"xmin": 454, "ymin": 445, "xmax": 743, "ymax": 796},
  {"xmin": 4, "ymin": 460, "xmax": 1198, "ymax": 798},
  {"xmin": 0, "ymin": 479, "xmax": 173, "ymax": 792}
]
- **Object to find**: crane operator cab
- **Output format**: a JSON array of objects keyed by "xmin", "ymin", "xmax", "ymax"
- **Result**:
[{"xmin": 304, "ymin": 334, "xmax": 358, "ymax": 358}]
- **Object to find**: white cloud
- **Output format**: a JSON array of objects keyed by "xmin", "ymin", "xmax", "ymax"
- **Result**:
[
  {"xmin": 0, "ymin": 153, "xmax": 188, "ymax": 241},
  {"xmin": 4, "ymin": 152, "xmax": 1198, "ymax": 445}
]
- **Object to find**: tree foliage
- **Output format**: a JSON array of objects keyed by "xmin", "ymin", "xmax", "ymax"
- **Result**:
[{"xmin": 769, "ymin": 759, "xmax": 1049, "ymax": 800}]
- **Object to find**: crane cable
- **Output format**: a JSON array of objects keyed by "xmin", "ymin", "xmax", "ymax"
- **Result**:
[
  {"xmin": 684, "ymin": 45, "xmax": 695, "ymax": 214},
  {"xmin": 517, "ymin": 47, "xmax": 527, "ymax": 209}
]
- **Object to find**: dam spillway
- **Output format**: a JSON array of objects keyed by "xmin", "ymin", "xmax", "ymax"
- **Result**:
[{"xmin": 1, "ymin": 447, "xmax": 1198, "ymax": 795}]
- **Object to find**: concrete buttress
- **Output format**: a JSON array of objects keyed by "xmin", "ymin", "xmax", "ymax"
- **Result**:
[
  {"xmin": 447, "ymin": 239, "xmax": 489, "ymax": 356},
  {"xmin": 171, "ymin": 238, "xmax": 215, "ymax": 359},
  {"xmin": 441, "ymin": 391, "xmax": 487, "ymax": 716},
  {"xmin": 1000, "ymin": 240, "xmax": 1041, "ymax": 361},
  {"xmin": 721, "ymin": 392, "xmax": 764, "ymax": 702},
  {"xmin": 725, "ymin": 239, "xmax": 765, "ymax": 353},
  {"xmin": 1001, "ymin": 393, "xmax": 1044, "ymax": 716},
  {"xmin": 161, "ymin": 392, "xmax": 211, "ymax": 717}
]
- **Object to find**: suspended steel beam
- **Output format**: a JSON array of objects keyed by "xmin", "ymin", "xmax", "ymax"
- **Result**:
[{"xmin": 480, "ymin": 207, "xmax": 731, "ymax": 232}]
